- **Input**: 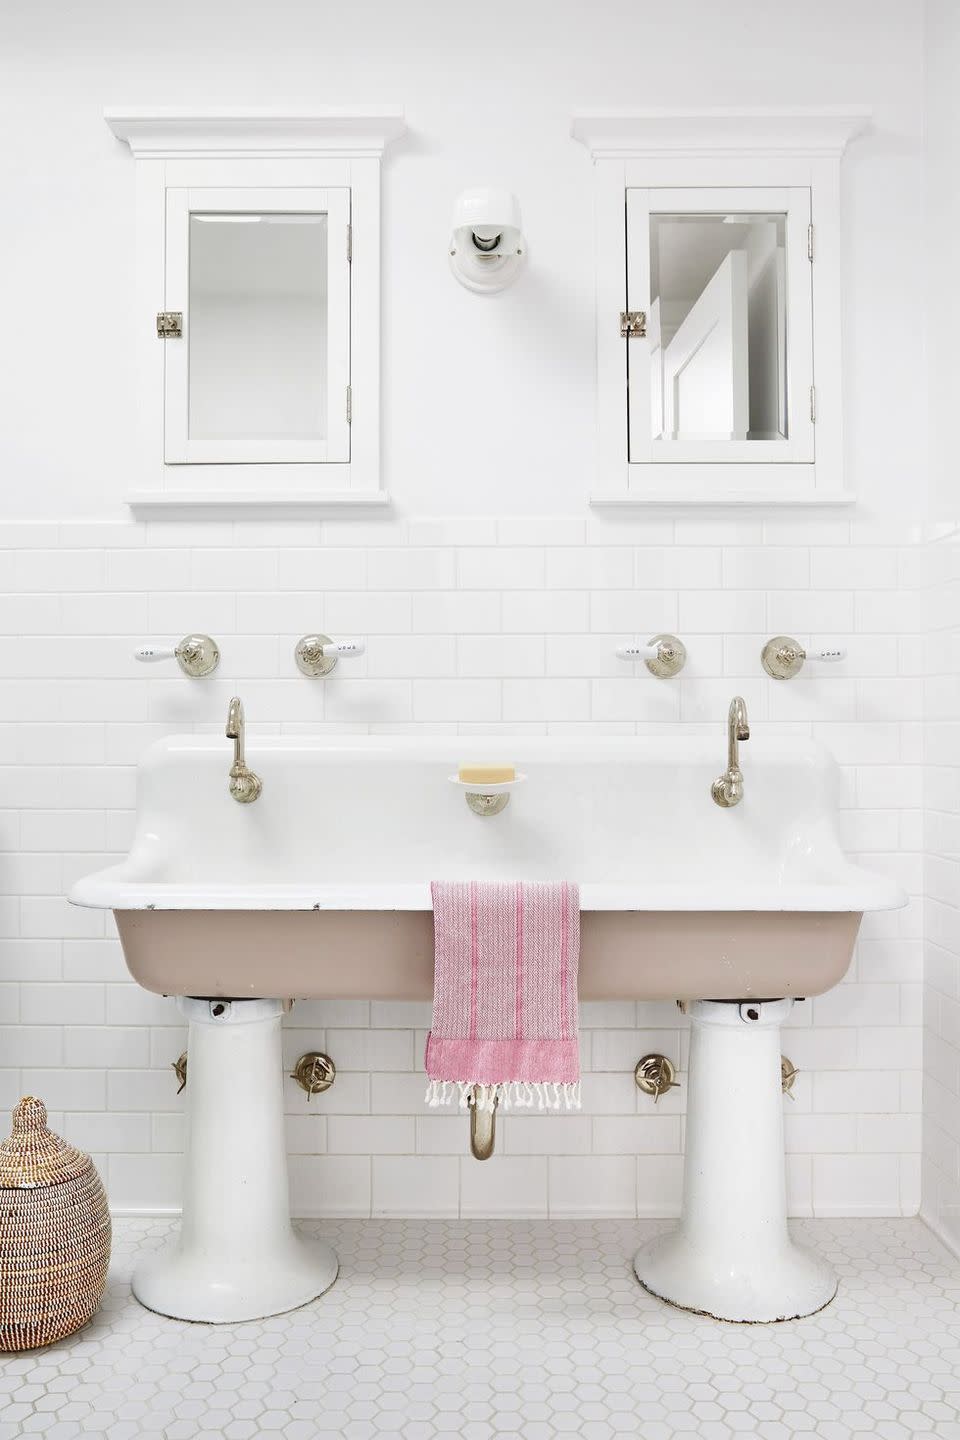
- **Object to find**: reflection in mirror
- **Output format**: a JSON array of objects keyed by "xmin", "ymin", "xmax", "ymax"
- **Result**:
[
  {"xmin": 188, "ymin": 213, "xmax": 328, "ymax": 444},
  {"xmin": 649, "ymin": 214, "xmax": 787, "ymax": 443}
]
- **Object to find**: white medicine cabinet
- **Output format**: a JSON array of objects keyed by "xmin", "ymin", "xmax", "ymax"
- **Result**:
[
  {"xmin": 105, "ymin": 110, "xmax": 405, "ymax": 511},
  {"xmin": 572, "ymin": 110, "xmax": 869, "ymax": 506}
]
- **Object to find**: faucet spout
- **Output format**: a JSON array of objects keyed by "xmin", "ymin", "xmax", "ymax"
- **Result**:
[
  {"xmin": 712, "ymin": 696, "xmax": 749, "ymax": 808},
  {"xmin": 226, "ymin": 696, "xmax": 262, "ymax": 804}
]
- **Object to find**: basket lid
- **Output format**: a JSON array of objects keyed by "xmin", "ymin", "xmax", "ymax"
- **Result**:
[{"xmin": 0, "ymin": 1097, "xmax": 92, "ymax": 1189}]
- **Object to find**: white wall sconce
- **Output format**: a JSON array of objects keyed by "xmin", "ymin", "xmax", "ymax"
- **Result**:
[{"xmin": 449, "ymin": 188, "xmax": 526, "ymax": 293}]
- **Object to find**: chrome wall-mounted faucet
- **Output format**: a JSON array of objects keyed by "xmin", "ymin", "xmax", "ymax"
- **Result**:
[
  {"xmin": 711, "ymin": 696, "xmax": 749, "ymax": 808},
  {"xmin": 226, "ymin": 696, "xmax": 262, "ymax": 804}
]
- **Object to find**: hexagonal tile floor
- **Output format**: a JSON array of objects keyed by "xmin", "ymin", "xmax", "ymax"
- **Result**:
[{"xmin": 2, "ymin": 1217, "xmax": 960, "ymax": 1438}]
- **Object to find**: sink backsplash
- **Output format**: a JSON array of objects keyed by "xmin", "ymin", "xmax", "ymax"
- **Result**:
[{"xmin": 0, "ymin": 513, "xmax": 922, "ymax": 1218}]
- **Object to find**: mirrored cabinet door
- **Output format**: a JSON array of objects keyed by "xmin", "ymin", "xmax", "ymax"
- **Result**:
[
  {"xmin": 626, "ymin": 187, "xmax": 813, "ymax": 467},
  {"xmin": 163, "ymin": 187, "xmax": 351, "ymax": 465}
]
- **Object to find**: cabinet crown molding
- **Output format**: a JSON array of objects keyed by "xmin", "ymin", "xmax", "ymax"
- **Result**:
[
  {"xmin": 571, "ymin": 106, "xmax": 871, "ymax": 159},
  {"xmin": 104, "ymin": 107, "xmax": 406, "ymax": 158}
]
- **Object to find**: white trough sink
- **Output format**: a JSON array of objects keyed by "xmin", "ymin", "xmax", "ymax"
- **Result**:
[
  {"xmin": 68, "ymin": 728, "xmax": 907, "ymax": 1328},
  {"xmin": 70, "ymin": 733, "xmax": 903, "ymax": 1001}
]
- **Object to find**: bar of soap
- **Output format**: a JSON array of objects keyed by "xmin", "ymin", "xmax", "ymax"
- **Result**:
[{"xmin": 458, "ymin": 764, "xmax": 516, "ymax": 785}]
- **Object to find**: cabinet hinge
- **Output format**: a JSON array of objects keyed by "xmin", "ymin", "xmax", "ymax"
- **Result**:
[
  {"xmin": 807, "ymin": 224, "xmax": 814, "ymax": 262},
  {"xmin": 346, "ymin": 385, "xmax": 352, "ymax": 425},
  {"xmin": 156, "ymin": 311, "xmax": 182, "ymax": 338},
  {"xmin": 809, "ymin": 385, "xmax": 816, "ymax": 423},
  {"xmin": 620, "ymin": 310, "xmax": 647, "ymax": 339},
  {"xmin": 347, "ymin": 223, "xmax": 352, "ymax": 264}
]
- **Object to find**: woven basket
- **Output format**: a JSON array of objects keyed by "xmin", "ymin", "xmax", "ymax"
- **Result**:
[{"xmin": 0, "ymin": 1096, "xmax": 111, "ymax": 1351}]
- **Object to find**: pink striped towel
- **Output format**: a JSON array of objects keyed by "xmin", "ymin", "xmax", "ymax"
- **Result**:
[{"xmin": 424, "ymin": 881, "xmax": 581, "ymax": 1113}]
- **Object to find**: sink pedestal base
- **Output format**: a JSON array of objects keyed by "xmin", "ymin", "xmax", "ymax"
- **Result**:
[
  {"xmin": 634, "ymin": 998, "xmax": 836, "ymax": 1323},
  {"xmin": 133, "ymin": 997, "xmax": 338, "ymax": 1324}
]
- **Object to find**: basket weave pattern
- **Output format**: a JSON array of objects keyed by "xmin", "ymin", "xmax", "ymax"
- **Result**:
[{"xmin": 0, "ymin": 1096, "xmax": 111, "ymax": 1351}]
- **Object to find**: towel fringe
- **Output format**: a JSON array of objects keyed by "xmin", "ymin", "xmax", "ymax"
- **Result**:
[{"xmin": 424, "ymin": 1078, "xmax": 581, "ymax": 1113}]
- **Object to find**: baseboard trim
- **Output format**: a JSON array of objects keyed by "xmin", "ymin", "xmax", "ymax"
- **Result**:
[
  {"xmin": 109, "ymin": 1203, "xmax": 923, "ymax": 1223},
  {"xmin": 919, "ymin": 1205, "xmax": 960, "ymax": 1260},
  {"xmin": 809, "ymin": 1204, "xmax": 906, "ymax": 1218},
  {"xmin": 110, "ymin": 1206, "xmax": 182, "ymax": 1219}
]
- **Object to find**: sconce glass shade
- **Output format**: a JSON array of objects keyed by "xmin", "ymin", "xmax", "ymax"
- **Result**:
[{"xmin": 449, "ymin": 187, "xmax": 526, "ymax": 293}]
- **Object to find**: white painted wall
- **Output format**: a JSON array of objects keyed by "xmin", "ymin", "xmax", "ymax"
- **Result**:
[
  {"xmin": 0, "ymin": 0, "xmax": 932, "ymax": 1217},
  {"xmin": 0, "ymin": 0, "xmax": 925, "ymax": 518},
  {"xmin": 925, "ymin": 0, "xmax": 960, "ymax": 519}
]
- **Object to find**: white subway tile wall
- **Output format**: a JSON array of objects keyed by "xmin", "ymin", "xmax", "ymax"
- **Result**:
[
  {"xmin": 922, "ymin": 528, "xmax": 960, "ymax": 1249},
  {"xmin": 0, "ymin": 514, "xmax": 922, "ymax": 1219}
]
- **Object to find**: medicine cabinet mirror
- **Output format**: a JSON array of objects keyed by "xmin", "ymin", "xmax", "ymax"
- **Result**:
[
  {"xmin": 166, "ymin": 192, "xmax": 349, "ymax": 465},
  {"xmin": 572, "ymin": 109, "xmax": 869, "ymax": 505},
  {"xmin": 646, "ymin": 202, "xmax": 797, "ymax": 454},
  {"xmin": 105, "ymin": 110, "xmax": 405, "ymax": 511}
]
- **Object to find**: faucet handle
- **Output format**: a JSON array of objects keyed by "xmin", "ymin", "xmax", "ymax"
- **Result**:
[
  {"xmin": 134, "ymin": 634, "xmax": 220, "ymax": 678},
  {"xmin": 615, "ymin": 634, "xmax": 686, "ymax": 678},
  {"xmin": 761, "ymin": 636, "xmax": 847, "ymax": 680},
  {"xmin": 295, "ymin": 633, "xmax": 365, "ymax": 677}
]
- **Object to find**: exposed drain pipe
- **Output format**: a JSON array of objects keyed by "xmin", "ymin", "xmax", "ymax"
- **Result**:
[{"xmin": 468, "ymin": 1086, "xmax": 499, "ymax": 1160}]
